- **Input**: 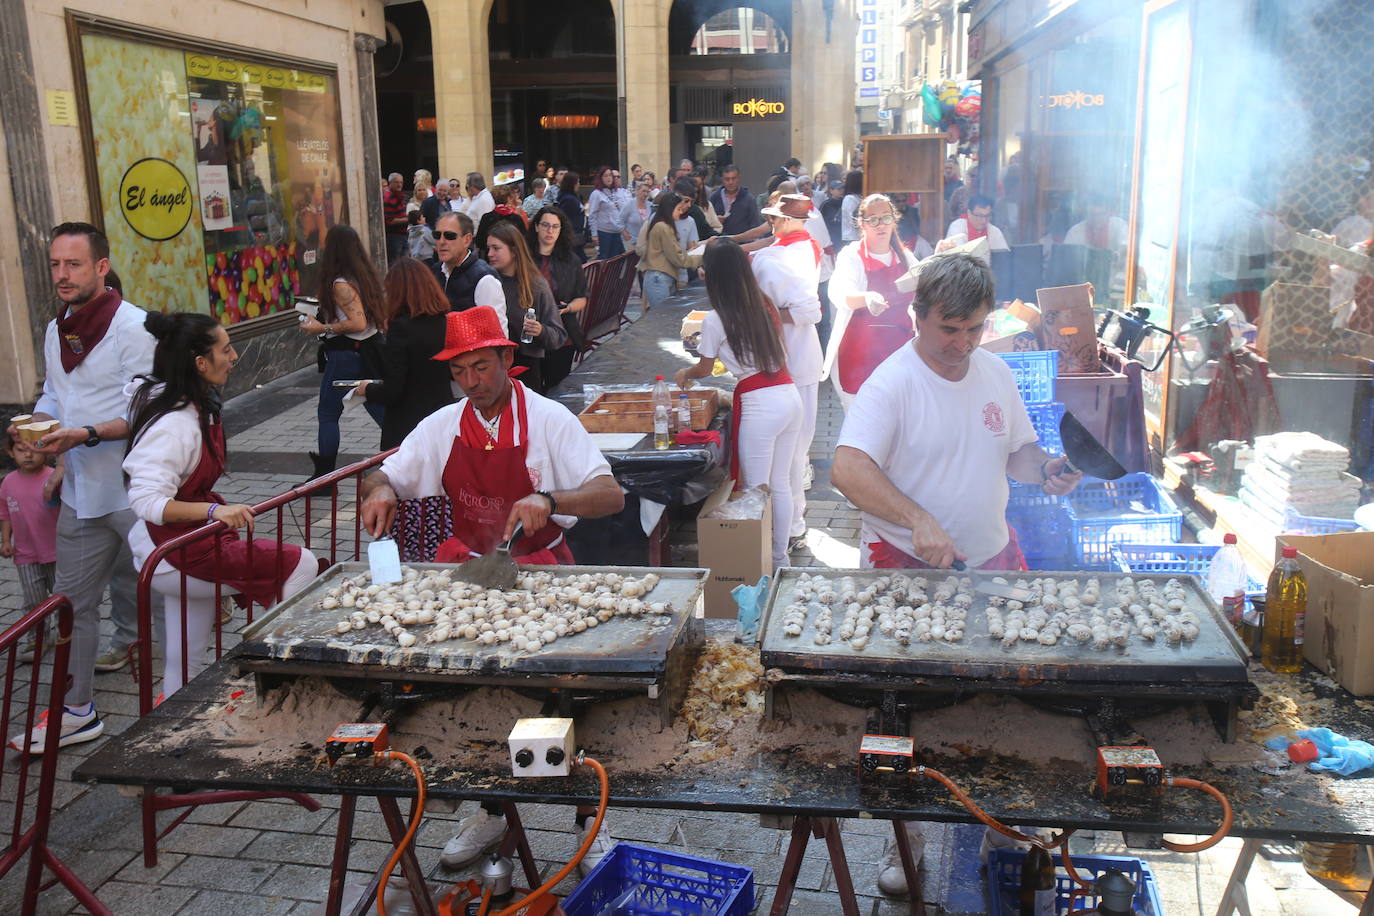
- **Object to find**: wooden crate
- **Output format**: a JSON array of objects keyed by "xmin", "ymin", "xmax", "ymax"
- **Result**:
[{"xmin": 578, "ymin": 388, "xmax": 721, "ymax": 433}]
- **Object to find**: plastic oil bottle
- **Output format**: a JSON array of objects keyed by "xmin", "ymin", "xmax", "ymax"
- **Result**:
[
  {"xmin": 1298, "ymin": 839, "xmax": 1358, "ymax": 883},
  {"xmin": 652, "ymin": 375, "xmax": 672, "ymax": 450},
  {"xmin": 1261, "ymin": 545, "xmax": 1306, "ymax": 674}
]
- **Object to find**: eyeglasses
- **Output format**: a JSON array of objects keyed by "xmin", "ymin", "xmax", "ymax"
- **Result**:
[
  {"xmin": 437, "ymin": 231, "xmax": 464, "ymax": 241},
  {"xmin": 537, "ymin": 222, "xmax": 561, "ymax": 230},
  {"xmin": 861, "ymin": 215, "xmax": 896, "ymax": 227}
]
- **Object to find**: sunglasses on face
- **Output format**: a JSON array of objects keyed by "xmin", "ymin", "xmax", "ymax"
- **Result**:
[
  {"xmin": 861, "ymin": 215, "xmax": 896, "ymax": 227},
  {"xmin": 437, "ymin": 231, "xmax": 464, "ymax": 241}
]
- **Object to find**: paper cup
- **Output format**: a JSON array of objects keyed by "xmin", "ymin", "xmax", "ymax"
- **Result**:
[
  {"xmin": 9, "ymin": 414, "xmax": 32, "ymax": 428},
  {"xmin": 19, "ymin": 420, "xmax": 57, "ymax": 444}
]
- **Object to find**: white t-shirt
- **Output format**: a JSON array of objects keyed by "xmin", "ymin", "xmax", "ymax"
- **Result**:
[
  {"xmin": 837, "ymin": 346, "xmax": 1037, "ymax": 566},
  {"xmin": 945, "ymin": 218, "xmax": 1010, "ymax": 252},
  {"xmin": 697, "ymin": 310, "xmax": 762, "ymax": 380},
  {"xmin": 750, "ymin": 239, "xmax": 823, "ymax": 385},
  {"xmin": 379, "ymin": 384, "xmax": 614, "ymax": 530}
]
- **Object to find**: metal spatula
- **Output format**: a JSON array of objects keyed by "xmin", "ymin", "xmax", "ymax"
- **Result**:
[
  {"xmin": 454, "ymin": 521, "xmax": 524, "ymax": 591},
  {"xmin": 367, "ymin": 536, "xmax": 402, "ymax": 585},
  {"xmin": 950, "ymin": 560, "xmax": 1037, "ymax": 601}
]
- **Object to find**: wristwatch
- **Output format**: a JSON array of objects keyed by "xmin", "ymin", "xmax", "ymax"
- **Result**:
[
  {"xmin": 536, "ymin": 490, "xmax": 558, "ymax": 515},
  {"xmin": 83, "ymin": 425, "xmax": 101, "ymax": 448}
]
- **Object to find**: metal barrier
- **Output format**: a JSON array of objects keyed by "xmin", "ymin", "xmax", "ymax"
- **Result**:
[
  {"xmin": 577, "ymin": 250, "xmax": 639, "ymax": 363},
  {"xmin": 131, "ymin": 452, "xmax": 391, "ymax": 866},
  {"xmin": 0, "ymin": 596, "xmax": 110, "ymax": 915}
]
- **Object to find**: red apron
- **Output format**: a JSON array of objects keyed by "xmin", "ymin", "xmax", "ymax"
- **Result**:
[
  {"xmin": 836, "ymin": 241, "xmax": 916, "ymax": 394},
  {"xmin": 728, "ymin": 369, "xmax": 794, "ymax": 487},
  {"xmin": 145, "ymin": 416, "xmax": 303, "ymax": 608},
  {"xmin": 435, "ymin": 380, "xmax": 573, "ymax": 566},
  {"xmin": 867, "ymin": 526, "xmax": 1027, "ymax": 571}
]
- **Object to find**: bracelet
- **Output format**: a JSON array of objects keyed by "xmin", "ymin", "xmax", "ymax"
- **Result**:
[
  {"xmin": 536, "ymin": 490, "xmax": 558, "ymax": 516},
  {"xmin": 207, "ymin": 504, "xmax": 218, "ymax": 522}
]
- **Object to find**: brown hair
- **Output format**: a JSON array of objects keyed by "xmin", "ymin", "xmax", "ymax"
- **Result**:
[
  {"xmin": 385, "ymin": 257, "xmax": 449, "ymax": 321},
  {"xmin": 702, "ymin": 239, "xmax": 787, "ymax": 375},
  {"xmin": 317, "ymin": 225, "xmax": 387, "ymax": 331},
  {"xmin": 488, "ymin": 221, "xmax": 540, "ymax": 312}
]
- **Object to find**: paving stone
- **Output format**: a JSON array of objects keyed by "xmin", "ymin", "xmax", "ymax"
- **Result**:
[
  {"xmin": 255, "ymin": 863, "xmax": 334, "ymax": 903},
  {"xmin": 82, "ymin": 880, "xmax": 197, "ymax": 916},
  {"xmin": 155, "ymin": 823, "xmax": 261, "ymax": 857},
  {"xmin": 177, "ymin": 888, "xmax": 297, "ymax": 915},
  {"xmin": 161, "ymin": 853, "xmax": 276, "ymax": 892},
  {"xmin": 241, "ymin": 830, "xmax": 339, "ymax": 868},
  {"xmin": 230, "ymin": 799, "xmax": 336, "ymax": 834}
]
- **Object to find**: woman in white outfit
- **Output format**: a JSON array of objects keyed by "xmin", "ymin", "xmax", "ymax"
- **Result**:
[
  {"xmin": 675, "ymin": 239, "xmax": 803, "ymax": 567},
  {"xmin": 124, "ymin": 312, "xmax": 317, "ymax": 698}
]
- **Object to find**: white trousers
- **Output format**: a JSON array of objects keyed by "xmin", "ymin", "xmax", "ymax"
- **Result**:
[
  {"xmin": 153, "ymin": 548, "xmax": 317, "ymax": 696},
  {"xmin": 737, "ymin": 384, "xmax": 805, "ymax": 567},
  {"xmin": 790, "ymin": 382, "xmax": 819, "ymax": 538}
]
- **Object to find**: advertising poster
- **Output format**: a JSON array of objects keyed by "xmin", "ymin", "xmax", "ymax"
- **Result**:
[
  {"xmin": 81, "ymin": 32, "xmax": 205, "ymax": 315},
  {"xmin": 281, "ymin": 84, "xmax": 343, "ymax": 291},
  {"xmin": 196, "ymin": 164, "xmax": 234, "ymax": 231},
  {"xmin": 190, "ymin": 97, "xmax": 227, "ymax": 165}
]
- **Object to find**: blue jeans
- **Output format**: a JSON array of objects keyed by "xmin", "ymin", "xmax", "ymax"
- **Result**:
[
  {"xmin": 318, "ymin": 348, "xmax": 384, "ymax": 456},
  {"xmin": 642, "ymin": 270, "xmax": 676, "ymax": 310},
  {"xmin": 597, "ymin": 231, "xmax": 625, "ymax": 260}
]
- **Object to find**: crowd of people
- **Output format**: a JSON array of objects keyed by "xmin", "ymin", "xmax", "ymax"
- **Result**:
[{"xmin": 4, "ymin": 152, "xmax": 1088, "ymax": 898}]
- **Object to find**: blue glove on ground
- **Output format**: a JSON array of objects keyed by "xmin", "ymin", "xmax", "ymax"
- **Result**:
[{"xmin": 1298, "ymin": 727, "xmax": 1374, "ymax": 776}]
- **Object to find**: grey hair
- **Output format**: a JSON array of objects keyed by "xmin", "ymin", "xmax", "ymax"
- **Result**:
[
  {"xmin": 387, "ymin": 172, "xmax": 403, "ymax": 182},
  {"xmin": 913, "ymin": 252, "xmax": 994, "ymax": 321},
  {"xmin": 466, "ymin": 171, "xmax": 486, "ymax": 190}
]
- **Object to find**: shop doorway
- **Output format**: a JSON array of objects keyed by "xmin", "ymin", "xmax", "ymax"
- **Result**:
[{"xmin": 687, "ymin": 125, "xmax": 733, "ymax": 183}]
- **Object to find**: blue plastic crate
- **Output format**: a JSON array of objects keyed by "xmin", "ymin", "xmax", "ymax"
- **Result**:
[
  {"xmin": 563, "ymin": 843, "xmax": 754, "ymax": 916},
  {"xmin": 1025, "ymin": 401, "xmax": 1066, "ymax": 455},
  {"xmin": 986, "ymin": 848, "xmax": 1166, "ymax": 916},
  {"xmin": 1110, "ymin": 542, "xmax": 1263, "ymax": 592},
  {"xmin": 1282, "ymin": 507, "xmax": 1360, "ymax": 536},
  {"xmin": 1067, "ymin": 474, "xmax": 1183, "ymax": 570},
  {"xmin": 997, "ymin": 350, "xmax": 1060, "ymax": 404},
  {"xmin": 1009, "ymin": 503, "xmax": 1075, "ymax": 568}
]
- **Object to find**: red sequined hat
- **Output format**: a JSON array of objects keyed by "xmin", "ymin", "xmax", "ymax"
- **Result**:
[{"xmin": 431, "ymin": 306, "xmax": 517, "ymax": 361}]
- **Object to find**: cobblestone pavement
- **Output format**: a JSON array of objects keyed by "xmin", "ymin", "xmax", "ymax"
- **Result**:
[{"xmin": 0, "ymin": 284, "xmax": 1358, "ymax": 914}]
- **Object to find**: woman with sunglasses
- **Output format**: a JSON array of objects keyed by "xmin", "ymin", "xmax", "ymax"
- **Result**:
[
  {"xmin": 824, "ymin": 193, "xmax": 920, "ymax": 411},
  {"xmin": 527, "ymin": 206, "xmax": 589, "ymax": 390}
]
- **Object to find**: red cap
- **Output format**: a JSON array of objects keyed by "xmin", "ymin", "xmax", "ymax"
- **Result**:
[
  {"xmin": 655, "ymin": 375, "xmax": 664, "ymax": 380},
  {"xmin": 1287, "ymin": 738, "xmax": 1319, "ymax": 764},
  {"xmin": 1282, "ymin": 546, "xmax": 1298, "ymax": 558},
  {"xmin": 431, "ymin": 307, "xmax": 517, "ymax": 361},
  {"xmin": 1223, "ymin": 533, "xmax": 1237, "ymax": 545}
]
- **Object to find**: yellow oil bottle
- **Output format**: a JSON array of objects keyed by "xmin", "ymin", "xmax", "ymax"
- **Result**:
[{"xmin": 1261, "ymin": 546, "xmax": 1306, "ymax": 674}]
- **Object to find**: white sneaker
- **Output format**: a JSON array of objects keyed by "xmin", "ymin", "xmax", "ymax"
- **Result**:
[
  {"xmin": 439, "ymin": 809, "xmax": 507, "ymax": 869},
  {"xmin": 7, "ymin": 704, "xmax": 104, "ymax": 754},
  {"xmin": 877, "ymin": 821, "xmax": 925, "ymax": 897},
  {"xmin": 574, "ymin": 819, "xmax": 616, "ymax": 877}
]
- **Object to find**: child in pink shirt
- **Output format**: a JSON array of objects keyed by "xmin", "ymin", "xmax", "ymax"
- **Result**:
[{"xmin": 0, "ymin": 433, "xmax": 61, "ymax": 663}]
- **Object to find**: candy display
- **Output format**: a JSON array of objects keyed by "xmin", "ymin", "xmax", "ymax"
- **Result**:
[{"xmin": 206, "ymin": 241, "xmax": 300, "ymax": 325}]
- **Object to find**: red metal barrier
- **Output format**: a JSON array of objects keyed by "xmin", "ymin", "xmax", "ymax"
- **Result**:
[
  {"xmin": 131, "ymin": 452, "xmax": 393, "ymax": 867},
  {"xmin": 0, "ymin": 596, "xmax": 111, "ymax": 915}
]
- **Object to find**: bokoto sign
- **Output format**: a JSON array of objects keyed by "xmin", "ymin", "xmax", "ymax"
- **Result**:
[{"xmin": 732, "ymin": 97, "xmax": 785, "ymax": 119}]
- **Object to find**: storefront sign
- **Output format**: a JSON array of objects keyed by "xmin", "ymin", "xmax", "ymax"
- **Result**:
[
  {"xmin": 732, "ymin": 98, "xmax": 785, "ymax": 119},
  {"xmin": 119, "ymin": 157, "xmax": 193, "ymax": 241},
  {"xmin": 186, "ymin": 53, "xmax": 324, "ymax": 92},
  {"xmin": 1046, "ymin": 90, "xmax": 1106, "ymax": 110}
]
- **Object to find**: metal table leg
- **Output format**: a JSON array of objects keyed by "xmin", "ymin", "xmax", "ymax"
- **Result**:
[
  {"xmin": 1214, "ymin": 837, "xmax": 1261, "ymax": 916},
  {"xmin": 324, "ymin": 796, "xmax": 357, "ymax": 916},
  {"xmin": 892, "ymin": 820, "xmax": 926, "ymax": 916},
  {"xmin": 378, "ymin": 796, "xmax": 439, "ymax": 916},
  {"xmin": 769, "ymin": 816, "xmax": 861, "ymax": 916}
]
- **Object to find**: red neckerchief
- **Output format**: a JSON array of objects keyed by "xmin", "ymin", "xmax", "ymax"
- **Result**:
[
  {"xmin": 858, "ymin": 237, "xmax": 901, "ymax": 273},
  {"xmin": 965, "ymin": 218, "xmax": 988, "ymax": 241},
  {"xmin": 56, "ymin": 288, "xmax": 121, "ymax": 372},
  {"xmin": 458, "ymin": 380, "xmax": 525, "ymax": 450},
  {"xmin": 1087, "ymin": 220, "xmax": 1110, "ymax": 250},
  {"xmin": 775, "ymin": 230, "xmax": 821, "ymax": 266}
]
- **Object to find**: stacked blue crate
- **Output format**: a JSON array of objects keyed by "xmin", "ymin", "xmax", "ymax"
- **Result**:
[{"xmin": 997, "ymin": 352, "xmax": 1074, "ymax": 569}]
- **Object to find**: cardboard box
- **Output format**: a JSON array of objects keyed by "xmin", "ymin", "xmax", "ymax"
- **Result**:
[
  {"xmin": 697, "ymin": 478, "xmax": 772, "ymax": 619},
  {"xmin": 1278, "ymin": 532, "xmax": 1374, "ymax": 695}
]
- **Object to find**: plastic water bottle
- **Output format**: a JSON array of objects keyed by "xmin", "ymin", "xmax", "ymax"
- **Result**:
[
  {"xmin": 653, "ymin": 405, "xmax": 670, "ymax": 450},
  {"xmin": 520, "ymin": 307, "xmax": 536, "ymax": 344},
  {"xmin": 1206, "ymin": 533, "xmax": 1249, "ymax": 627},
  {"xmin": 677, "ymin": 392, "xmax": 692, "ymax": 431},
  {"xmin": 652, "ymin": 375, "xmax": 672, "ymax": 448}
]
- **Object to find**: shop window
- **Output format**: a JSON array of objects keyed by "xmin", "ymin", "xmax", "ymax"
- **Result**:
[{"xmin": 75, "ymin": 25, "xmax": 347, "ymax": 327}]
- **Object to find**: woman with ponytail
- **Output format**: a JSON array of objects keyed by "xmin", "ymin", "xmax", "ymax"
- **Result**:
[
  {"xmin": 673, "ymin": 239, "xmax": 802, "ymax": 567},
  {"xmin": 124, "ymin": 312, "xmax": 317, "ymax": 698}
]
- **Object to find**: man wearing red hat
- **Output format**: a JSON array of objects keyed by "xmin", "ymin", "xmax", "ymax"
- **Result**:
[
  {"xmin": 359, "ymin": 305, "xmax": 624, "ymax": 870},
  {"xmin": 750, "ymin": 193, "xmax": 824, "ymax": 555},
  {"xmin": 360, "ymin": 306, "xmax": 622, "ymax": 565}
]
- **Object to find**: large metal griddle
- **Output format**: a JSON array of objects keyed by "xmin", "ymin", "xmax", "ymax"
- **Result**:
[
  {"xmin": 759, "ymin": 568, "xmax": 1257, "ymax": 740},
  {"xmin": 235, "ymin": 563, "xmax": 707, "ymax": 699}
]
